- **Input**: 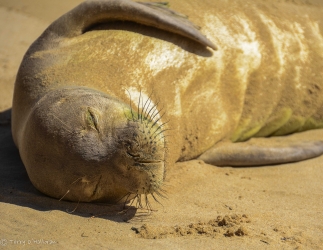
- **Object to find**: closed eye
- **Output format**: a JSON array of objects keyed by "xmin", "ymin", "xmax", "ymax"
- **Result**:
[{"xmin": 87, "ymin": 108, "xmax": 100, "ymax": 133}]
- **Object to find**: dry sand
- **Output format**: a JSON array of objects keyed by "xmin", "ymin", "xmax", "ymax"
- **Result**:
[{"xmin": 0, "ymin": 1, "xmax": 322, "ymax": 249}]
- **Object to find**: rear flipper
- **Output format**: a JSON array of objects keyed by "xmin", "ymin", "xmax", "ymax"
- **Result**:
[
  {"xmin": 36, "ymin": 0, "xmax": 216, "ymax": 50},
  {"xmin": 198, "ymin": 130, "xmax": 323, "ymax": 166}
]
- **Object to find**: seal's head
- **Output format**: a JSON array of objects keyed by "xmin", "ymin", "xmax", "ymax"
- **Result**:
[{"xmin": 21, "ymin": 87, "xmax": 166, "ymax": 204}]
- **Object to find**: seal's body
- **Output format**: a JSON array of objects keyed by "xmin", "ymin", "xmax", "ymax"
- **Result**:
[{"xmin": 12, "ymin": 0, "xmax": 323, "ymax": 203}]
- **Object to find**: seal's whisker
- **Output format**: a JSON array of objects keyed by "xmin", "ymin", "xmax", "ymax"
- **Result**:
[
  {"xmin": 153, "ymin": 129, "xmax": 172, "ymax": 141},
  {"xmin": 146, "ymin": 107, "xmax": 165, "ymax": 130},
  {"xmin": 123, "ymin": 107, "xmax": 132, "ymax": 121},
  {"xmin": 146, "ymin": 108, "xmax": 159, "ymax": 123},
  {"xmin": 155, "ymin": 188, "xmax": 168, "ymax": 199},
  {"xmin": 158, "ymin": 178, "xmax": 171, "ymax": 188},
  {"xmin": 127, "ymin": 193, "xmax": 139, "ymax": 209},
  {"xmin": 146, "ymin": 193, "xmax": 159, "ymax": 212},
  {"xmin": 126, "ymin": 89, "xmax": 135, "ymax": 121},
  {"xmin": 151, "ymin": 120, "xmax": 170, "ymax": 137},
  {"xmin": 59, "ymin": 190, "xmax": 70, "ymax": 201},
  {"xmin": 155, "ymin": 130, "xmax": 174, "ymax": 141},
  {"xmin": 143, "ymin": 99, "xmax": 152, "ymax": 120},
  {"xmin": 145, "ymin": 100, "xmax": 160, "ymax": 121},
  {"xmin": 136, "ymin": 194, "xmax": 144, "ymax": 208},
  {"xmin": 156, "ymin": 184, "xmax": 168, "ymax": 193},
  {"xmin": 153, "ymin": 134, "xmax": 171, "ymax": 146},
  {"xmin": 156, "ymin": 119, "xmax": 170, "ymax": 130},
  {"xmin": 149, "ymin": 110, "xmax": 167, "ymax": 128},
  {"xmin": 118, "ymin": 192, "xmax": 132, "ymax": 209},
  {"xmin": 145, "ymin": 194, "xmax": 154, "ymax": 213},
  {"xmin": 58, "ymin": 175, "xmax": 85, "ymax": 201},
  {"xmin": 151, "ymin": 104, "xmax": 163, "ymax": 119},
  {"xmin": 150, "ymin": 109, "xmax": 166, "ymax": 127},
  {"xmin": 134, "ymin": 195, "xmax": 139, "ymax": 208},
  {"xmin": 153, "ymin": 181, "xmax": 167, "ymax": 194},
  {"xmin": 150, "ymin": 123, "xmax": 163, "ymax": 135},
  {"xmin": 120, "ymin": 194, "xmax": 136, "ymax": 214},
  {"xmin": 66, "ymin": 198, "xmax": 81, "ymax": 214},
  {"xmin": 137, "ymin": 89, "xmax": 142, "ymax": 121},
  {"xmin": 155, "ymin": 136, "xmax": 166, "ymax": 143},
  {"xmin": 150, "ymin": 192, "xmax": 164, "ymax": 208},
  {"xmin": 51, "ymin": 114, "xmax": 73, "ymax": 133},
  {"xmin": 141, "ymin": 91, "xmax": 154, "ymax": 120},
  {"xmin": 154, "ymin": 190, "xmax": 167, "ymax": 199},
  {"xmin": 140, "ymin": 91, "xmax": 148, "ymax": 122},
  {"xmin": 142, "ymin": 90, "xmax": 154, "ymax": 119}
]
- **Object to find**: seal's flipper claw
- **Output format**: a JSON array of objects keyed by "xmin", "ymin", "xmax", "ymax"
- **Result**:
[
  {"xmin": 41, "ymin": 0, "xmax": 216, "ymax": 50},
  {"xmin": 198, "ymin": 130, "xmax": 323, "ymax": 166}
]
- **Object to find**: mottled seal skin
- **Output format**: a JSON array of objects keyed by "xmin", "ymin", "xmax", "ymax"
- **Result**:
[{"xmin": 12, "ymin": 0, "xmax": 323, "ymax": 203}]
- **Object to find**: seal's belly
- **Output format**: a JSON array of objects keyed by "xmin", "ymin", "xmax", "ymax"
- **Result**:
[{"xmin": 30, "ymin": 0, "xmax": 323, "ymax": 161}]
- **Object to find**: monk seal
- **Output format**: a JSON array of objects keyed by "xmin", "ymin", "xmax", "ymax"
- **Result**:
[{"xmin": 12, "ymin": 0, "xmax": 323, "ymax": 204}]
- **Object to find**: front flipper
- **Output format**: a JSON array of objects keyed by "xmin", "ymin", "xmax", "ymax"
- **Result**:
[
  {"xmin": 37, "ymin": 0, "xmax": 216, "ymax": 50},
  {"xmin": 198, "ymin": 130, "xmax": 323, "ymax": 166}
]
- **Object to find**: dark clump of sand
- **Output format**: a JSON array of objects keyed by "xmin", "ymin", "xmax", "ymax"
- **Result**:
[{"xmin": 132, "ymin": 214, "xmax": 250, "ymax": 239}]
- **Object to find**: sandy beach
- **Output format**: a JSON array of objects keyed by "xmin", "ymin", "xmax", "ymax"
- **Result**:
[{"xmin": 0, "ymin": 1, "xmax": 322, "ymax": 249}]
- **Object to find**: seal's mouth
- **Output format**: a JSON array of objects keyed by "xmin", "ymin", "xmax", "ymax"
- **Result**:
[
  {"xmin": 136, "ymin": 160, "xmax": 162, "ymax": 164},
  {"xmin": 126, "ymin": 152, "xmax": 162, "ymax": 164}
]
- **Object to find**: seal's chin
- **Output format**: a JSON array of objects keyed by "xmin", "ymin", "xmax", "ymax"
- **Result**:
[{"xmin": 21, "ymin": 87, "xmax": 166, "ymax": 203}]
